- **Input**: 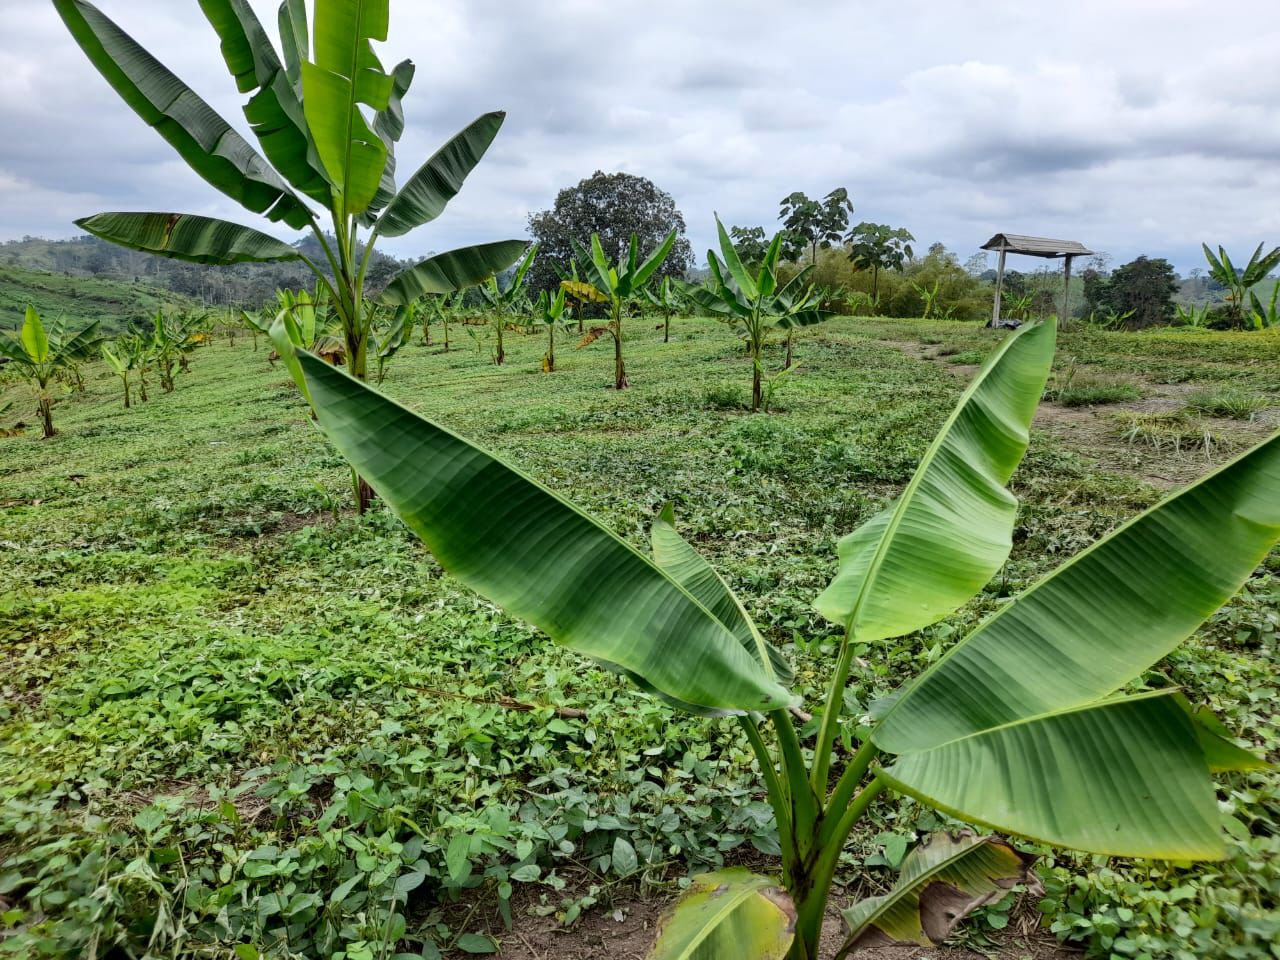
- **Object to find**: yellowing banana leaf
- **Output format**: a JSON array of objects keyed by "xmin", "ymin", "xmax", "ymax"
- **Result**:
[
  {"xmin": 76, "ymin": 213, "xmax": 302, "ymax": 265},
  {"xmin": 840, "ymin": 833, "xmax": 1032, "ymax": 952},
  {"xmin": 815, "ymin": 320, "xmax": 1056, "ymax": 641},
  {"xmin": 878, "ymin": 691, "xmax": 1223, "ymax": 859},
  {"xmin": 648, "ymin": 869, "xmax": 794, "ymax": 960},
  {"xmin": 381, "ymin": 241, "xmax": 530, "ymax": 304},
  {"xmin": 54, "ymin": 0, "xmax": 311, "ymax": 228},
  {"xmin": 294, "ymin": 353, "xmax": 796, "ymax": 715}
]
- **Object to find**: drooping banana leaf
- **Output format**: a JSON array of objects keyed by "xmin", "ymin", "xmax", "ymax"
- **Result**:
[
  {"xmin": 648, "ymin": 869, "xmax": 795, "ymax": 960},
  {"xmin": 874, "ymin": 429, "xmax": 1280, "ymax": 753},
  {"xmin": 198, "ymin": 0, "xmax": 330, "ymax": 203},
  {"xmin": 76, "ymin": 213, "xmax": 302, "ymax": 265},
  {"xmin": 814, "ymin": 320, "xmax": 1056, "ymax": 641},
  {"xmin": 293, "ymin": 353, "xmax": 796, "ymax": 715},
  {"xmin": 53, "ymin": 0, "xmax": 311, "ymax": 228},
  {"xmin": 839, "ymin": 833, "xmax": 1032, "ymax": 953},
  {"xmin": 877, "ymin": 691, "xmax": 1225, "ymax": 859},
  {"xmin": 376, "ymin": 112, "xmax": 506, "ymax": 238},
  {"xmin": 300, "ymin": 0, "xmax": 393, "ymax": 214},
  {"xmin": 381, "ymin": 241, "xmax": 530, "ymax": 304},
  {"xmin": 651, "ymin": 504, "xmax": 793, "ymax": 685}
]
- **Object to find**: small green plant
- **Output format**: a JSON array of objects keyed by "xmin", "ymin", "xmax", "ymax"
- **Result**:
[
  {"xmin": 282, "ymin": 319, "xmax": 1280, "ymax": 960},
  {"xmin": 1174, "ymin": 303, "xmax": 1212, "ymax": 328},
  {"xmin": 533, "ymin": 287, "xmax": 569, "ymax": 372},
  {"xmin": 1202, "ymin": 242, "xmax": 1280, "ymax": 328},
  {"xmin": 910, "ymin": 277, "xmax": 942, "ymax": 319},
  {"xmin": 680, "ymin": 217, "xmax": 833, "ymax": 412},
  {"xmin": 564, "ymin": 230, "xmax": 676, "ymax": 389},
  {"xmin": 0, "ymin": 306, "xmax": 101, "ymax": 438},
  {"xmin": 100, "ymin": 339, "xmax": 140, "ymax": 408},
  {"xmin": 370, "ymin": 304, "xmax": 415, "ymax": 383},
  {"xmin": 477, "ymin": 242, "xmax": 538, "ymax": 364},
  {"xmin": 1186, "ymin": 388, "xmax": 1270, "ymax": 421},
  {"xmin": 1113, "ymin": 410, "xmax": 1228, "ymax": 457},
  {"xmin": 644, "ymin": 275, "xmax": 681, "ymax": 343},
  {"xmin": 1249, "ymin": 281, "xmax": 1279, "ymax": 329}
]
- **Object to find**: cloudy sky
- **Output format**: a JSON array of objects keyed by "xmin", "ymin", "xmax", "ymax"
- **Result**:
[{"xmin": 1, "ymin": 0, "xmax": 1277, "ymax": 272}]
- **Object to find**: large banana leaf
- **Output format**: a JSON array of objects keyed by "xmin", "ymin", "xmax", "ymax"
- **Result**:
[
  {"xmin": 76, "ymin": 213, "xmax": 302, "ymax": 265},
  {"xmin": 21, "ymin": 306, "xmax": 49, "ymax": 364},
  {"xmin": 877, "ymin": 691, "xmax": 1223, "ymax": 859},
  {"xmin": 381, "ymin": 241, "xmax": 530, "ymax": 304},
  {"xmin": 363, "ymin": 58, "xmax": 415, "ymax": 218},
  {"xmin": 277, "ymin": 0, "xmax": 308, "ymax": 86},
  {"xmin": 814, "ymin": 320, "xmax": 1056, "ymax": 640},
  {"xmin": 198, "ymin": 0, "xmax": 330, "ymax": 203},
  {"xmin": 628, "ymin": 229, "xmax": 679, "ymax": 294},
  {"xmin": 54, "ymin": 0, "xmax": 311, "ymax": 229},
  {"xmin": 376, "ymin": 112, "xmax": 506, "ymax": 238},
  {"xmin": 294, "ymin": 353, "xmax": 796, "ymax": 715},
  {"xmin": 840, "ymin": 833, "xmax": 1032, "ymax": 952},
  {"xmin": 651, "ymin": 504, "xmax": 793, "ymax": 685},
  {"xmin": 301, "ymin": 0, "xmax": 393, "ymax": 214},
  {"xmin": 648, "ymin": 869, "xmax": 794, "ymax": 960},
  {"xmin": 874, "ymin": 430, "xmax": 1280, "ymax": 753},
  {"xmin": 714, "ymin": 215, "xmax": 758, "ymax": 299}
]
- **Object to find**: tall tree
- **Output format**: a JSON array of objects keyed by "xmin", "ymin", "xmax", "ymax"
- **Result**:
[
  {"xmin": 1092, "ymin": 256, "xmax": 1179, "ymax": 328},
  {"xmin": 846, "ymin": 222, "xmax": 915, "ymax": 301},
  {"xmin": 778, "ymin": 188, "xmax": 853, "ymax": 264},
  {"xmin": 527, "ymin": 171, "xmax": 693, "ymax": 294}
]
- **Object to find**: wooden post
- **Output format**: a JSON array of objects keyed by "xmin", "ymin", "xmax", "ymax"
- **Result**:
[
  {"xmin": 991, "ymin": 247, "xmax": 1008, "ymax": 326},
  {"xmin": 1061, "ymin": 255, "xmax": 1074, "ymax": 329}
]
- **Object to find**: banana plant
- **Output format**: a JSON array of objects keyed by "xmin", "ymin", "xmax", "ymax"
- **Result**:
[
  {"xmin": 421, "ymin": 292, "xmax": 462, "ymax": 352},
  {"xmin": 909, "ymin": 277, "xmax": 942, "ymax": 320},
  {"xmin": 566, "ymin": 231, "xmax": 677, "ymax": 389},
  {"xmin": 277, "ymin": 317, "xmax": 1279, "ymax": 959},
  {"xmin": 1249, "ymin": 281, "xmax": 1279, "ymax": 330},
  {"xmin": 272, "ymin": 287, "xmax": 346, "ymax": 366},
  {"xmin": 681, "ymin": 218, "xmax": 834, "ymax": 412},
  {"xmin": 1174, "ymin": 303, "xmax": 1212, "ymax": 329},
  {"xmin": 532, "ymin": 287, "xmax": 569, "ymax": 372},
  {"xmin": 0, "ymin": 306, "xmax": 102, "ymax": 438},
  {"xmin": 643, "ymin": 275, "xmax": 682, "ymax": 343},
  {"xmin": 370, "ymin": 303, "xmax": 415, "ymax": 383},
  {"xmin": 476, "ymin": 242, "xmax": 538, "ymax": 365},
  {"xmin": 101, "ymin": 339, "xmax": 140, "ymax": 408},
  {"xmin": 55, "ymin": 0, "xmax": 528, "ymax": 509},
  {"xmin": 1202, "ymin": 242, "xmax": 1280, "ymax": 328}
]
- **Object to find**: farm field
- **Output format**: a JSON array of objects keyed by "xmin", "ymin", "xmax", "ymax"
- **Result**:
[{"xmin": 2, "ymin": 317, "xmax": 1277, "ymax": 959}]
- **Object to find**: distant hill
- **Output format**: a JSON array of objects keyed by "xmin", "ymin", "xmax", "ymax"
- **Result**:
[
  {"xmin": 0, "ymin": 232, "xmax": 407, "ymax": 313},
  {"xmin": 0, "ymin": 265, "xmax": 197, "ymax": 335}
]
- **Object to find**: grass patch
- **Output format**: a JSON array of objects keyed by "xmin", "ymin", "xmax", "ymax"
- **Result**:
[
  {"xmin": 1047, "ymin": 374, "xmax": 1142, "ymax": 407},
  {"xmin": 1112, "ymin": 409, "xmax": 1231, "ymax": 456},
  {"xmin": 1185, "ymin": 387, "xmax": 1271, "ymax": 420}
]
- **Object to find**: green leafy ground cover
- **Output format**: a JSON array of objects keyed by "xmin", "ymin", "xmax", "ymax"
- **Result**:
[{"xmin": 1, "ymin": 317, "xmax": 1277, "ymax": 958}]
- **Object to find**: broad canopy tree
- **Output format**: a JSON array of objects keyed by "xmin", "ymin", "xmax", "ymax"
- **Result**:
[{"xmin": 527, "ymin": 171, "xmax": 693, "ymax": 295}]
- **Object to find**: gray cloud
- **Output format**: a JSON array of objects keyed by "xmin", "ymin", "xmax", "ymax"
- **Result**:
[{"xmin": 1, "ymin": 0, "xmax": 1278, "ymax": 271}]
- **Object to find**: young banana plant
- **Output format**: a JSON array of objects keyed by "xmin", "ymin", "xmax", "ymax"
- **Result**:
[
  {"xmin": 566, "ymin": 230, "xmax": 677, "ymax": 389},
  {"xmin": 681, "ymin": 217, "xmax": 835, "ymax": 412},
  {"xmin": 532, "ymin": 287, "xmax": 569, "ymax": 372},
  {"xmin": 1249, "ymin": 281, "xmax": 1279, "ymax": 330},
  {"xmin": 370, "ymin": 303, "xmax": 415, "ymax": 383},
  {"xmin": 101, "ymin": 340, "xmax": 139, "ymax": 408},
  {"xmin": 55, "ymin": 0, "xmax": 528, "ymax": 509},
  {"xmin": 477, "ymin": 242, "xmax": 539, "ymax": 365},
  {"xmin": 0, "ymin": 307, "xmax": 101, "ymax": 438},
  {"xmin": 643, "ymin": 275, "xmax": 681, "ymax": 343},
  {"xmin": 277, "ymin": 318, "xmax": 1279, "ymax": 959}
]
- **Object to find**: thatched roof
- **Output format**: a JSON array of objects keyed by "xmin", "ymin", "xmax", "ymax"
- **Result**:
[{"xmin": 981, "ymin": 233, "xmax": 1093, "ymax": 258}]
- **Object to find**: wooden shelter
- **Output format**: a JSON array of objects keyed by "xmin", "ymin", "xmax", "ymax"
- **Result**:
[{"xmin": 981, "ymin": 233, "xmax": 1093, "ymax": 326}]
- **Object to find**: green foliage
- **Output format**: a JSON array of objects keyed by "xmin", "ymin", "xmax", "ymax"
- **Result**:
[
  {"xmin": 1202, "ymin": 243, "xmax": 1280, "ymax": 329},
  {"xmin": 778, "ymin": 188, "xmax": 853, "ymax": 265},
  {"xmin": 845, "ymin": 222, "xmax": 915, "ymax": 300},
  {"xmin": 3, "ymin": 319, "xmax": 1278, "ymax": 960},
  {"xmin": 1046, "ymin": 363, "xmax": 1143, "ymax": 406},
  {"xmin": 1185, "ymin": 387, "xmax": 1270, "ymax": 421},
  {"xmin": 0, "ymin": 306, "xmax": 102, "ymax": 437},
  {"xmin": 1084, "ymin": 257, "xmax": 1179, "ymax": 329}
]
